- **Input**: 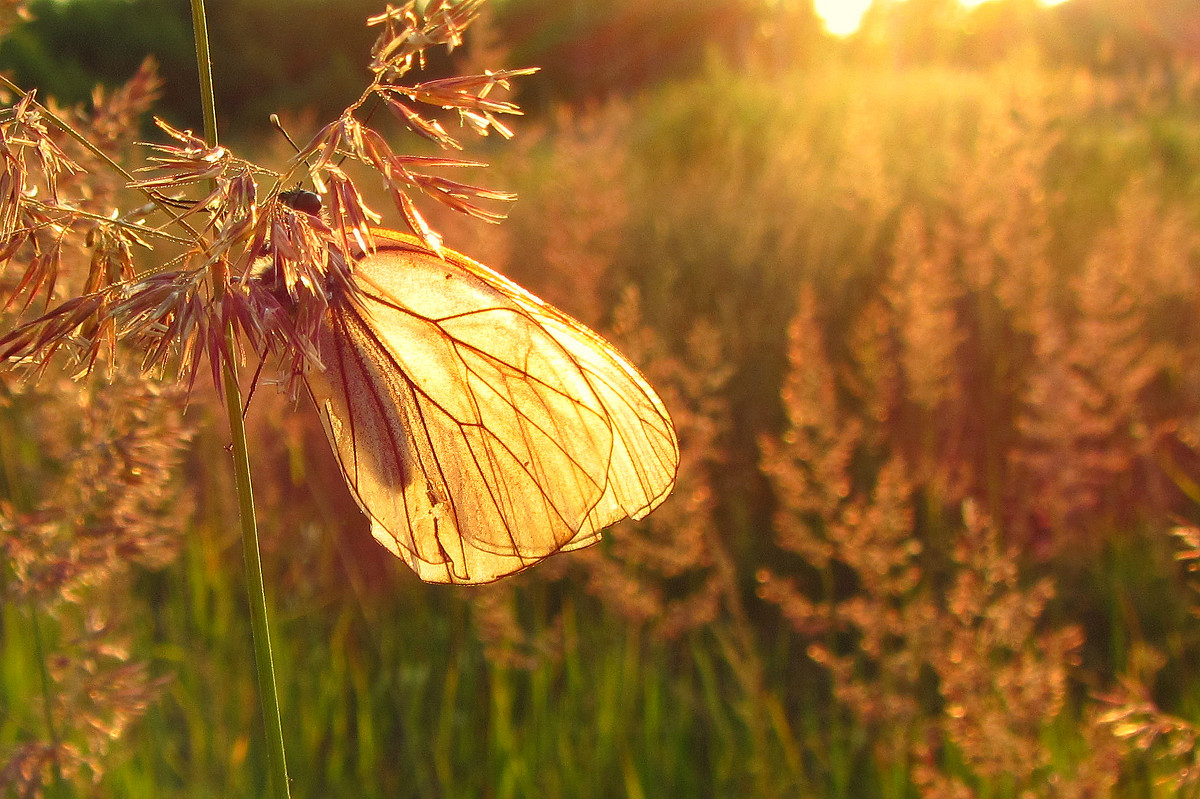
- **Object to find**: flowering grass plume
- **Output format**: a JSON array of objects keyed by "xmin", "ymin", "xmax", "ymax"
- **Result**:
[
  {"xmin": 0, "ymin": 53, "xmax": 193, "ymax": 794},
  {"xmin": 0, "ymin": 1, "xmax": 537, "ymax": 793},
  {"xmin": 0, "ymin": 0, "xmax": 533, "ymax": 402}
]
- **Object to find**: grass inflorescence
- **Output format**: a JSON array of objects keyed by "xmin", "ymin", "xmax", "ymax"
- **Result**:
[{"xmin": 5, "ymin": 3, "xmax": 1200, "ymax": 797}]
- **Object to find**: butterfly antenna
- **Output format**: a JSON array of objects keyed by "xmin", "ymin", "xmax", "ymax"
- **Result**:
[
  {"xmin": 271, "ymin": 96, "xmax": 383, "ymax": 173},
  {"xmin": 269, "ymin": 114, "xmax": 304, "ymax": 154}
]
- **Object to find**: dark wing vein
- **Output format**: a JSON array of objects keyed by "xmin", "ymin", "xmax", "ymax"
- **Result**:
[{"xmin": 356, "ymin": 291, "xmax": 611, "ymax": 538}]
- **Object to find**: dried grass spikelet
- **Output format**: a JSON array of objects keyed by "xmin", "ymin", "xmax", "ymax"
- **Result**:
[
  {"xmin": 1097, "ymin": 679, "xmax": 1200, "ymax": 794},
  {"xmin": 0, "ymin": 1, "xmax": 536, "ymax": 392},
  {"xmin": 882, "ymin": 206, "xmax": 978, "ymax": 504},
  {"xmin": 0, "ymin": 362, "xmax": 190, "ymax": 791},
  {"xmin": 1093, "ymin": 526, "xmax": 1200, "ymax": 793},
  {"xmin": 1011, "ymin": 179, "xmax": 1200, "ymax": 547},
  {"xmin": 932, "ymin": 501, "xmax": 1084, "ymax": 784},
  {"xmin": 764, "ymin": 413, "xmax": 930, "ymax": 764},
  {"xmin": 758, "ymin": 284, "xmax": 926, "ymax": 727},
  {"xmin": 759, "ymin": 285, "xmax": 1113, "ymax": 788},
  {"xmin": 759, "ymin": 283, "xmax": 857, "ymax": 571},
  {"xmin": 526, "ymin": 105, "xmax": 633, "ymax": 327},
  {"xmin": 886, "ymin": 208, "xmax": 963, "ymax": 415},
  {"xmin": 0, "ymin": 1, "xmax": 679, "ymax": 585},
  {"xmin": 0, "ymin": 55, "xmax": 187, "ymax": 794},
  {"xmin": 951, "ymin": 68, "xmax": 1057, "ymax": 328}
]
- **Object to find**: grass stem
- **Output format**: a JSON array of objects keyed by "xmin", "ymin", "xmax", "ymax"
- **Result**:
[
  {"xmin": 189, "ymin": 0, "xmax": 290, "ymax": 795},
  {"xmin": 222, "ymin": 356, "xmax": 291, "ymax": 799},
  {"xmin": 29, "ymin": 603, "xmax": 66, "ymax": 799}
]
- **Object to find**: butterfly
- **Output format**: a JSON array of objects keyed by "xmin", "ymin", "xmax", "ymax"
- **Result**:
[{"xmin": 271, "ymin": 191, "xmax": 679, "ymax": 584}]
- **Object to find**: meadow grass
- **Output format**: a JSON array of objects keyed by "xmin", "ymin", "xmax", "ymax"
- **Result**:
[{"xmin": 5, "ymin": 39, "xmax": 1200, "ymax": 799}]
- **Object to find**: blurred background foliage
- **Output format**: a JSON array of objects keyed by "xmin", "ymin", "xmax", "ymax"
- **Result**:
[
  {"xmin": 5, "ymin": 0, "xmax": 1198, "ymax": 132},
  {"xmin": 6, "ymin": 0, "xmax": 1200, "ymax": 796}
]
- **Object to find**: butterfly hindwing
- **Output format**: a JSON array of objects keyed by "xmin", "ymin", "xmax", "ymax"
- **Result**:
[{"xmin": 305, "ymin": 231, "xmax": 679, "ymax": 584}]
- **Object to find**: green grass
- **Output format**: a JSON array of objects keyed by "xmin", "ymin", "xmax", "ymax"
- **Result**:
[{"xmin": 103, "ymin": 542, "xmax": 803, "ymax": 798}]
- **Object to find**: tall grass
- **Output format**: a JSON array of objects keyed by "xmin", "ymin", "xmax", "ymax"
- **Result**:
[
  {"xmin": 394, "ymin": 58, "xmax": 1200, "ymax": 795},
  {"xmin": 6, "ymin": 7, "xmax": 1200, "ymax": 797}
]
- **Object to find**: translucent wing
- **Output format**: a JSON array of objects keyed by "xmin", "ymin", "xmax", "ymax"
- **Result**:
[{"xmin": 304, "ymin": 230, "xmax": 679, "ymax": 584}]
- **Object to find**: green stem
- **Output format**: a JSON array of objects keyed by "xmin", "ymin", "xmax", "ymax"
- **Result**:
[
  {"xmin": 222, "ymin": 357, "xmax": 291, "ymax": 799},
  {"xmin": 189, "ymin": 0, "xmax": 290, "ymax": 796},
  {"xmin": 189, "ymin": 0, "xmax": 219, "ymax": 154},
  {"xmin": 29, "ymin": 602, "xmax": 66, "ymax": 798}
]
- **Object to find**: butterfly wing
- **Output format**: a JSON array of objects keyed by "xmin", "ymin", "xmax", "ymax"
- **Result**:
[{"xmin": 304, "ymin": 231, "xmax": 679, "ymax": 584}]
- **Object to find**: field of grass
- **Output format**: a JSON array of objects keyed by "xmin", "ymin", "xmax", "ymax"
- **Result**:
[{"xmin": 5, "ymin": 36, "xmax": 1200, "ymax": 799}]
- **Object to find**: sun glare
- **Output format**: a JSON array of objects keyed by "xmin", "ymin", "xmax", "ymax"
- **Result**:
[
  {"xmin": 814, "ymin": 0, "xmax": 1073, "ymax": 37},
  {"xmin": 813, "ymin": 0, "xmax": 874, "ymax": 37},
  {"xmin": 959, "ymin": 0, "xmax": 1071, "ymax": 5}
]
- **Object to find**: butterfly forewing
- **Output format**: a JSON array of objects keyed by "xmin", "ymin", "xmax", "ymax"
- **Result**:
[{"xmin": 305, "ymin": 230, "xmax": 679, "ymax": 584}]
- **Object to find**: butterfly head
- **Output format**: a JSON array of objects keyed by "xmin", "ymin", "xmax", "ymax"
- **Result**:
[
  {"xmin": 280, "ymin": 188, "xmax": 323, "ymax": 217},
  {"xmin": 246, "ymin": 187, "xmax": 340, "ymax": 305}
]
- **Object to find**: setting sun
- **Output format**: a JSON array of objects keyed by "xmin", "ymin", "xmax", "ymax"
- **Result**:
[
  {"xmin": 813, "ymin": 0, "xmax": 874, "ymax": 36},
  {"xmin": 814, "ymin": 0, "xmax": 1073, "ymax": 37}
]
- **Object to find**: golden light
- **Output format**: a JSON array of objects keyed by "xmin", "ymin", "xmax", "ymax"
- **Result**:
[
  {"xmin": 960, "ymin": 0, "xmax": 1072, "ymax": 5},
  {"xmin": 814, "ymin": 0, "xmax": 1074, "ymax": 37},
  {"xmin": 813, "ymin": 0, "xmax": 874, "ymax": 37},
  {"xmin": 960, "ymin": 0, "xmax": 1071, "ymax": 5}
]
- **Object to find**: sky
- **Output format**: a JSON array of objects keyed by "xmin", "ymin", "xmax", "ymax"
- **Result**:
[{"xmin": 813, "ymin": 0, "xmax": 1073, "ymax": 37}]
